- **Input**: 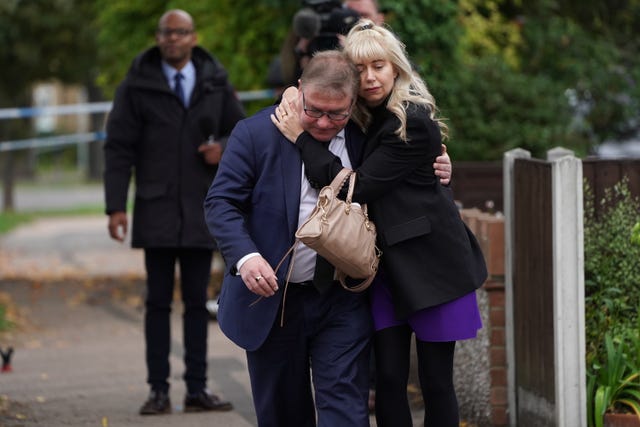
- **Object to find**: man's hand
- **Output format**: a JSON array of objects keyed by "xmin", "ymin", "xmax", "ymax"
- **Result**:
[
  {"xmin": 434, "ymin": 144, "xmax": 452, "ymax": 186},
  {"xmin": 108, "ymin": 211, "xmax": 128, "ymax": 242},
  {"xmin": 239, "ymin": 256, "xmax": 279, "ymax": 297},
  {"xmin": 198, "ymin": 142, "xmax": 223, "ymax": 165}
]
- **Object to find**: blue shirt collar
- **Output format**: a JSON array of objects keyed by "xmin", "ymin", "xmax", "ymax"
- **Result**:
[{"xmin": 161, "ymin": 60, "xmax": 195, "ymax": 86}]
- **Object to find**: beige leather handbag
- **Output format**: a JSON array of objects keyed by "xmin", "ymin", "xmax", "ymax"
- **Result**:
[{"xmin": 296, "ymin": 168, "xmax": 381, "ymax": 292}]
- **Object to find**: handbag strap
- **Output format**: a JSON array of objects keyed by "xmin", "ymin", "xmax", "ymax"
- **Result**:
[
  {"xmin": 330, "ymin": 168, "xmax": 370, "ymax": 216},
  {"xmin": 345, "ymin": 170, "xmax": 356, "ymax": 204},
  {"xmin": 336, "ymin": 270, "xmax": 376, "ymax": 292},
  {"xmin": 251, "ymin": 240, "xmax": 375, "ymax": 321},
  {"xmin": 248, "ymin": 241, "xmax": 299, "ymax": 328},
  {"xmin": 250, "ymin": 168, "xmax": 373, "ymax": 319},
  {"xmin": 329, "ymin": 168, "xmax": 353, "ymax": 194},
  {"xmin": 248, "ymin": 242, "xmax": 295, "ymax": 305}
]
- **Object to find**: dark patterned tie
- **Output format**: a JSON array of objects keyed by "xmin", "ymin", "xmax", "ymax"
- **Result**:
[
  {"xmin": 174, "ymin": 72, "xmax": 185, "ymax": 106},
  {"xmin": 313, "ymin": 255, "xmax": 334, "ymax": 294}
]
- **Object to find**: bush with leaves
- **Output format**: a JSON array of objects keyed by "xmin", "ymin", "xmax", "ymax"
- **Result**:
[
  {"xmin": 631, "ymin": 222, "xmax": 640, "ymax": 246},
  {"xmin": 94, "ymin": 0, "xmax": 296, "ymax": 114},
  {"xmin": 585, "ymin": 178, "xmax": 640, "ymax": 426},
  {"xmin": 434, "ymin": 57, "xmax": 584, "ymax": 161},
  {"xmin": 587, "ymin": 326, "xmax": 640, "ymax": 427},
  {"xmin": 584, "ymin": 177, "xmax": 640, "ymax": 366}
]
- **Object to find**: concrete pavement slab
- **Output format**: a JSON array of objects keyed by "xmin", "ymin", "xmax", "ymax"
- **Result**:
[
  {"xmin": 0, "ymin": 215, "xmax": 256, "ymax": 426},
  {"xmin": 0, "ymin": 279, "xmax": 256, "ymax": 427},
  {"xmin": 0, "ymin": 216, "xmax": 145, "ymax": 281},
  {"xmin": 0, "ymin": 216, "xmax": 414, "ymax": 426}
]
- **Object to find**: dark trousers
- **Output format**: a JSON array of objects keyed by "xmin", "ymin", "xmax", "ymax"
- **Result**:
[
  {"xmin": 143, "ymin": 247, "xmax": 213, "ymax": 395},
  {"xmin": 246, "ymin": 285, "xmax": 372, "ymax": 427}
]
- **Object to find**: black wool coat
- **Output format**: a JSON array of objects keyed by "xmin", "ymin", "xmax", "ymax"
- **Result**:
[
  {"xmin": 104, "ymin": 46, "xmax": 245, "ymax": 249},
  {"xmin": 297, "ymin": 103, "xmax": 487, "ymax": 318}
]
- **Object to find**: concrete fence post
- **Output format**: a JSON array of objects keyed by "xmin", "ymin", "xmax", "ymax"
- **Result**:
[
  {"xmin": 548, "ymin": 151, "xmax": 586, "ymax": 427},
  {"xmin": 504, "ymin": 147, "xmax": 586, "ymax": 426}
]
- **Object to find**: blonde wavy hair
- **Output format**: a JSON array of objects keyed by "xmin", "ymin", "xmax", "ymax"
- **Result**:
[{"xmin": 343, "ymin": 19, "xmax": 449, "ymax": 141}]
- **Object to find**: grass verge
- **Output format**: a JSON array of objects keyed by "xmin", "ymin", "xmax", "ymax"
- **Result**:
[
  {"xmin": 0, "ymin": 292, "xmax": 16, "ymax": 333},
  {"xmin": 0, "ymin": 205, "xmax": 104, "ymax": 236}
]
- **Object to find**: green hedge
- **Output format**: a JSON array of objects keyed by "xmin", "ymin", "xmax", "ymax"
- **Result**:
[{"xmin": 584, "ymin": 178, "xmax": 640, "ymax": 363}]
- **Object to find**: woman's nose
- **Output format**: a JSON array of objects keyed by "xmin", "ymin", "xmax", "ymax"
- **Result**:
[{"xmin": 365, "ymin": 68, "xmax": 375, "ymax": 81}]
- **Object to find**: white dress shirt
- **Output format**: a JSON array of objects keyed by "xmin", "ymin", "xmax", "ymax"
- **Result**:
[{"xmin": 237, "ymin": 129, "xmax": 352, "ymax": 281}]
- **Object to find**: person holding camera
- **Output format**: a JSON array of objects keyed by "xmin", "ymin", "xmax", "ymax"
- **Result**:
[
  {"xmin": 344, "ymin": 0, "xmax": 385, "ymax": 25},
  {"xmin": 267, "ymin": 0, "xmax": 360, "ymax": 96}
]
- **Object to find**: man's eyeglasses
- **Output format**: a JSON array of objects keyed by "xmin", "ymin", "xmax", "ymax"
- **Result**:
[
  {"xmin": 157, "ymin": 28, "xmax": 193, "ymax": 38},
  {"xmin": 302, "ymin": 93, "xmax": 351, "ymax": 121}
]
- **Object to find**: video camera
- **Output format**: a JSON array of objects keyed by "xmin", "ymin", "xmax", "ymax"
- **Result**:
[{"xmin": 292, "ymin": 0, "xmax": 360, "ymax": 55}]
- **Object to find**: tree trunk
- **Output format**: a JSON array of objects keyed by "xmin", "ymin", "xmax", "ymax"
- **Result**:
[
  {"xmin": 2, "ymin": 151, "xmax": 15, "ymax": 212},
  {"xmin": 86, "ymin": 78, "xmax": 105, "ymax": 181}
]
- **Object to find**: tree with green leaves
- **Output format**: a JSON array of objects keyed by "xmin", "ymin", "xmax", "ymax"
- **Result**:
[
  {"xmin": 0, "ymin": 0, "xmax": 98, "ymax": 107},
  {"xmin": 381, "ymin": 0, "xmax": 639, "ymax": 159},
  {"xmin": 0, "ymin": 0, "xmax": 99, "ymax": 211},
  {"xmin": 94, "ymin": 0, "xmax": 298, "ymax": 113},
  {"xmin": 3, "ymin": 0, "xmax": 635, "ymax": 164}
]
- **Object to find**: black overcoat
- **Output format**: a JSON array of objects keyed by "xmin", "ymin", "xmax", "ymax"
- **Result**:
[
  {"xmin": 104, "ymin": 46, "xmax": 245, "ymax": 248},
  {"xmin": 297, "ymin": 103, "xmax": 487, "ymax": 319}
]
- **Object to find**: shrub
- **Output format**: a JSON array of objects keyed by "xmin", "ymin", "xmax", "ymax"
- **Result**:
[
  {"xmin": 584, "ymin": 177, "xmax": 640, "ymax": 359},
  {"xmin": 587, "ymin": 324, "xmax": 640, "ymax": 427},
  {"xmin": 584, "ymin": 177, "xmax": 640, "ymax": 427}
]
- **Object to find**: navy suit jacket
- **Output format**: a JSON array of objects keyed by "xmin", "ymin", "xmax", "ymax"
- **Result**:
[{"xmin": 204, "ymin": 106, "xmax": 365, "ymax": 351}]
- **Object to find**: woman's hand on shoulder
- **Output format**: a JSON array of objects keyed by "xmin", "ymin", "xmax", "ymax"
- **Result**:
[
  {"xmin": 270, "ymin": 86, "xmax": 304, "ymax": 143},
  {"xmin": 434, "ymin": 144, "xmax": 452, "ymax": 185},
  {"xmin": 281, "ymin": 86, "xmax": 298, "ymax": 106}
]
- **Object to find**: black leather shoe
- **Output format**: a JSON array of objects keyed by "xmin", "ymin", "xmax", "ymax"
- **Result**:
[
  {"xmin": 139, "ymin": 390, "xmax": 171, "ymax": 415},
  {"xmin": 184, "ymin": 389, "xmax": 233, "ymax": 412}
]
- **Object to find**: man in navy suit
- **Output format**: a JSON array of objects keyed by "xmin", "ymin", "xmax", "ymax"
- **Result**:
[
  {"xmin": 204, "ymin": 50, "xmax": 372, "ymax": 427},
  {"xmin": 205, "ymin": 50, "xmax": 452, "ymax": 426}
]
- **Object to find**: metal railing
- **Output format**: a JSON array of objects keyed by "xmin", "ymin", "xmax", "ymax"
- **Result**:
[{"xmin": 0, "ymin": 89, "xmax": 275, "ymax": 152}]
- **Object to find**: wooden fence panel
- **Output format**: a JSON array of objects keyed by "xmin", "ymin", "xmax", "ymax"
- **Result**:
[
  {"xmin": 582, "ymin": 159, "xmax": 640, "ymax": 210},
  {"xmin": 513, "ymin": 158, "xmax": 556, "ymax": 426},
  {"xmin": 450, "ymin": 161, "xmax": 504, "ymax": 212},
  {"xmin": 452, "ymin": 159, "xmax": 640, "ymax": 215}
]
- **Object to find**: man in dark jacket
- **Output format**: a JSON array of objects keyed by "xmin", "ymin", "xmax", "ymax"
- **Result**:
[{"xmin": 103, "ymin": 9, "xmax": 244, "ymax": 416}]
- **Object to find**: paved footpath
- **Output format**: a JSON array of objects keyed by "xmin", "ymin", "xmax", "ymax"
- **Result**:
[
  {"xmin": 0, "ymin": 216, "xmax": 394, "ymax": 427},
  {"xmin": 0, "ymin": 216, "xmax": 256, "ymax": 427}
]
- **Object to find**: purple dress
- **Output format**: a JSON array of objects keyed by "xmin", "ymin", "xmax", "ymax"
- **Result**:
[{"xmin": 370, "ymin": 270, "xmax": 482, "ymax": 342}]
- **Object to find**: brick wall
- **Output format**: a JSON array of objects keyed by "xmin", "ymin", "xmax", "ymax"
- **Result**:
[{"xmin": 460, "ymin": 209, "xmax": 507, "ymax": 427}]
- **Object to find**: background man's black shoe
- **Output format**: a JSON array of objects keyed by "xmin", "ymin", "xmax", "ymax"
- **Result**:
[
  {"xmin": 139, "ymin": 390, "xmax": 171, "ymax": 415},
  {"xmin": 184, "ymin": 389, "xmax": 233, "ymax": 412}
]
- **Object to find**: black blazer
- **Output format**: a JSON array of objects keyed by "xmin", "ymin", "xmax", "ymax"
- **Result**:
[{"xmin": 296, "ymin": 103, "xmax": 487, "ymax": 318}]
